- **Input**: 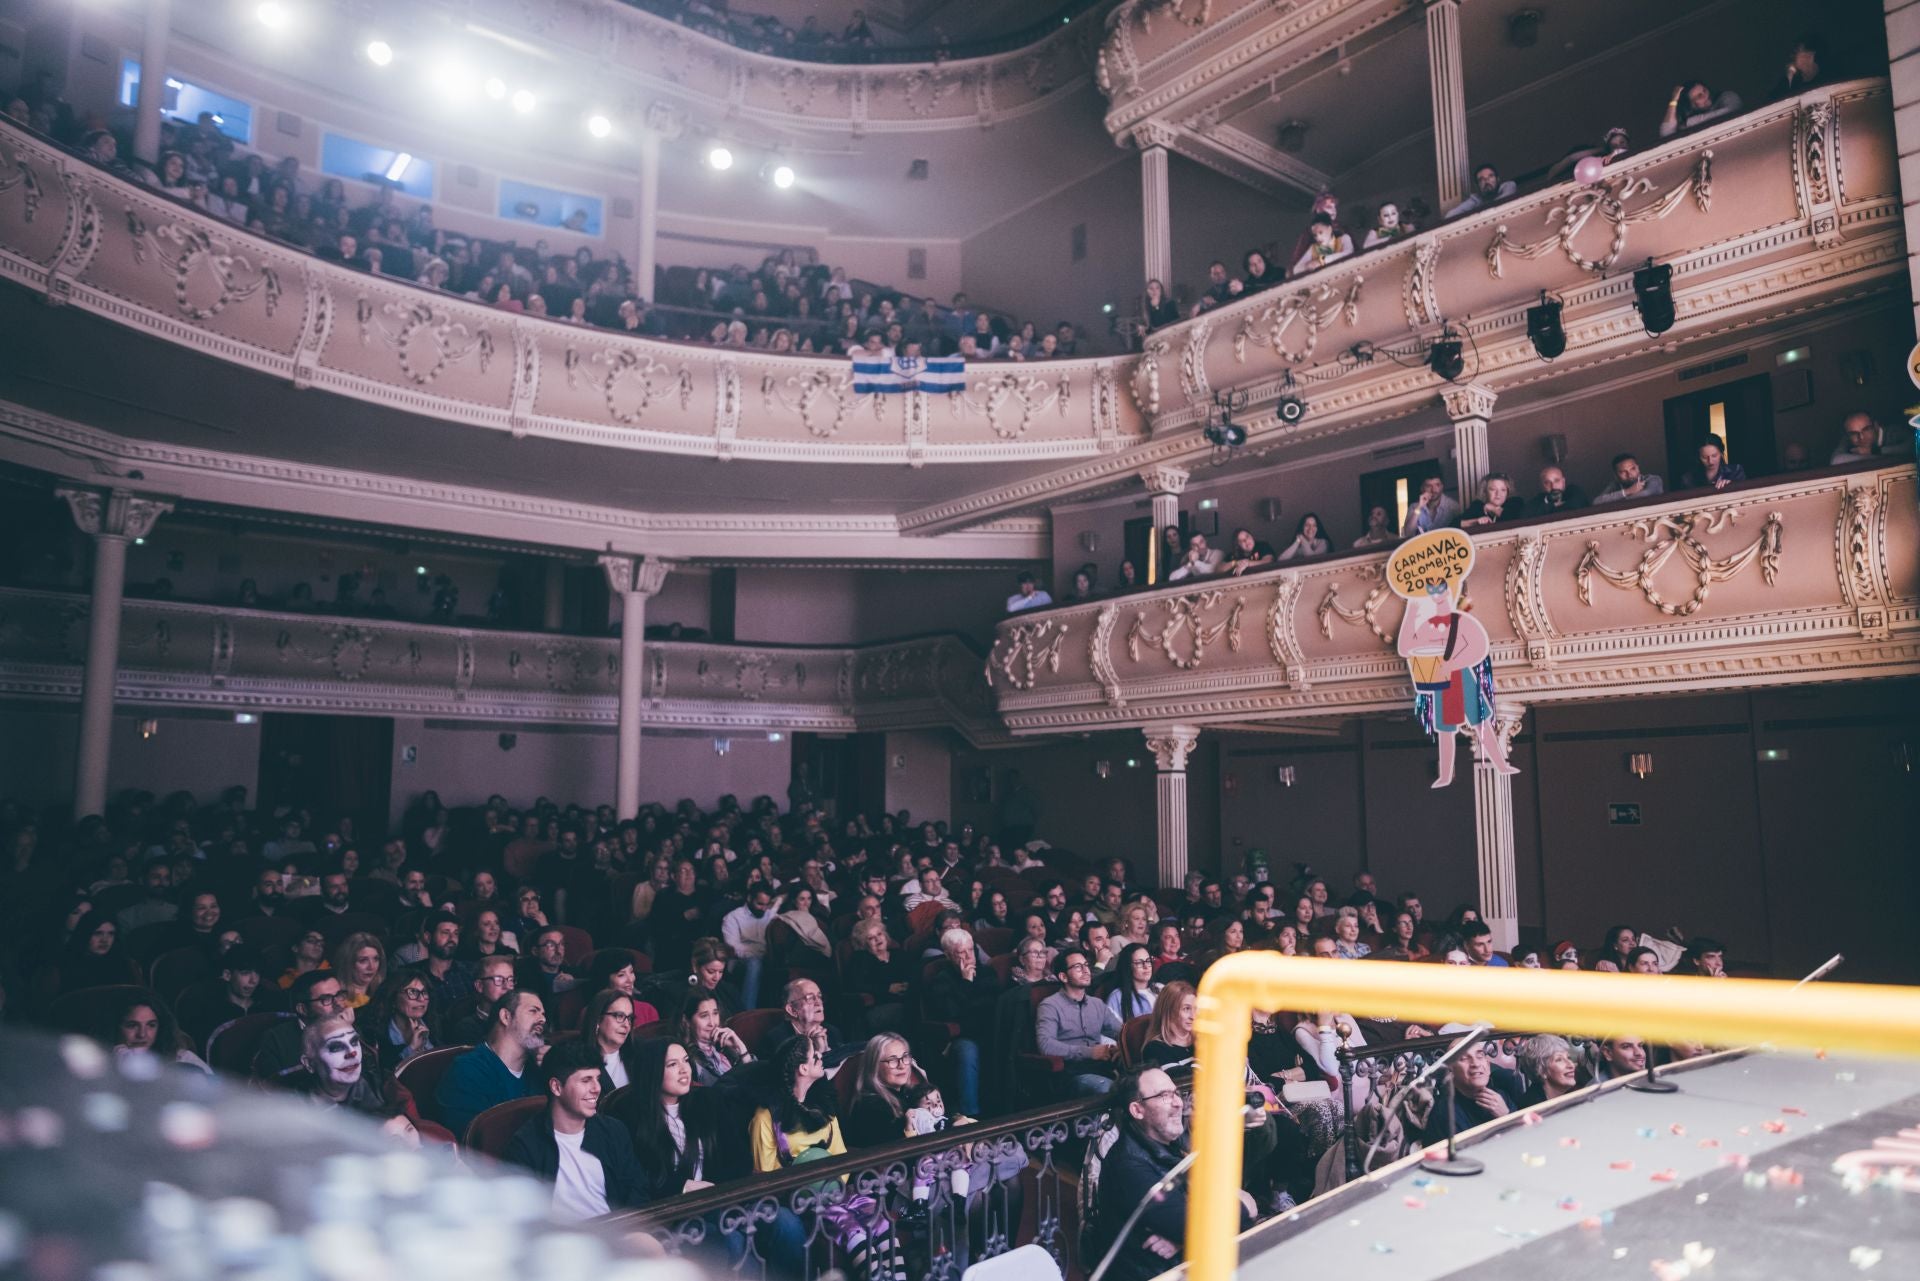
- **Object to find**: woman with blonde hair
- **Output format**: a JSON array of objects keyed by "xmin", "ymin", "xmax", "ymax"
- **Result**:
[
  {"xmin": 1140, "ymin": 981, "xmax": 1197, "ymax": 1067},
  {"xmin": 334, "ymin": 932, "xmax": 386, "ymax": 1010}
]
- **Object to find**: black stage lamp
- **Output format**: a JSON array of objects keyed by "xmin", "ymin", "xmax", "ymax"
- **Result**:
[
  {"xmin": 1428, "ymin": 331, "xmax": 1465, "ymax": 381},
  {"xmin": 1632, "ymin": 262, "xmax": 1674, "ymax": 336},
  {"xmin": 1527, "ymin": 296, "xmax": 1565, "ymax": 360}
]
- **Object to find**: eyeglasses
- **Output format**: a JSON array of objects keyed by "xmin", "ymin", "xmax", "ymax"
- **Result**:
[
  {"xmin": 878, "ymin": 1052, "xmax": 913, "ymax": 1068},
  {"xmin": 478, "ymin": 975, "xmax": 514, "ymax": 988},
  {"xmin": 604, "ymin": 1010, "xmax": 634, "ymax": 1024},
  {"xmin": 400, "ymin": 987, "xmax": 430, "ymax": 1001},
  {"xmin": 1137, "ymin": 1088, "xmax": 1182, "ymax": 1105},
  {"xmin": 305, "ymin": 992, "xmax": 344, "ymax": 1008}
]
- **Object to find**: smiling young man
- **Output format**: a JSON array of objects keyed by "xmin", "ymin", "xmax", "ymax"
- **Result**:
[{"xmin": 503, "ymin": 1038, "xmax": 650, "ymax": 1221}]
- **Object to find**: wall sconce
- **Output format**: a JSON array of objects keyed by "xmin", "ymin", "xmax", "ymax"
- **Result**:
[
  {"xmin": 1079, "ymin": 531, "xmax": 1101, "ymax": 554},
  {"xmin": 1094, "ymin": 760, "xmax": 1112, "ymax": 779},
  {"xmin": 1274, "ymin": 765, "xmax": 1297, "ymax": 787},
  {"xmin": 714, "ymin": 738, "xmax": 731, "ymax": 756},
  {"xmin": 138, "ymin": 718, "xmax": 158, "ymax": 740},
  {"xmin": 1541, "ymin": 433, "xmax": 1568, "ymax": 463},
  {"xmin": 1258, "ymin": 498, "xmax": 1282, "ymax": 523},
  {"xmin": 1627, "ymin": 752, "xmax": 1653, "ymax": 779}
]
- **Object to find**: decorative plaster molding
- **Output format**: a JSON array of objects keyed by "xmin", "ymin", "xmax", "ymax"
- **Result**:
[
  {"xmin": 1137, "ymin": 463, "xmax": 1191, "ymax": 495},
  {"xmin": 1143, "ymin": 723, "xmax": 1201, "ymax": 772},
  {"xmin": 1125, "ymin": 590, "xmax": 1244, "ymax": 668},
  {"xmin": 56, "ymin": 487, "xmax": 173, "ymax": 541},
  {"xmin": 1487, "ymin": 153, "xmax": 1712, "ymax": 278},
  {"xmin": 1439, "ymin": 383, "xmax": 1497, "ymax": 422},
  {"xmin": 1575, "ymin": 508, "xmax": 1783, "ymax": 616}
]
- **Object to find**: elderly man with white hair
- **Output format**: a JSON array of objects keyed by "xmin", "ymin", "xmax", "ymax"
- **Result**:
[{"xmin": 922, "ymin": 926, "xmax": 1006, "ymax": 1115}]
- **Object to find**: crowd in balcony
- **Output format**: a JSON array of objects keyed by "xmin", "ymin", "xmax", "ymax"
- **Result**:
[
  {"xmin": 1014, "ymin": 409, "xmax": 1908, "ymax": 613},
  {"xmin": 628, "ymin": 0, "xmax": 1097, "ymax": 65},
  {"xmin": 4, "ymin": 773, "xmax": 1739, "ymax": 1280},
  {"xmin": 2, "ymin": 95, "xmax": 1092, "ymax": 362},
  {"xmin": 1132, "ymin": 31, "xmax": 1844, "ymax": 337}
]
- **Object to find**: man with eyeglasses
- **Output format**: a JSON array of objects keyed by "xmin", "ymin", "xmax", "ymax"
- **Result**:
[
  {"xmin": 446, "ymin": 956, "xmax": 517, "ymax": 1045},
  {"xmin": 253, "ymin": 970, "xmax": 350, "ymax": 1080},
  {"xmin": 1089, "ymin": 1067, "xmax": 1255, "ymax": 1281},
  {"xmin": 1036, "ymin": 947, "xmax": 1122, "ymax": 1095}
]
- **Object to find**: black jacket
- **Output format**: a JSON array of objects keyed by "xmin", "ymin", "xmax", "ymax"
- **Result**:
[
  {"xmin": 1088, "ymin": 1125, "xmax": 1199, "ymax": 1281},
  {"xmin": 923, "ymin": 961, "xmax": 1005, "ymax": 1042},
  {"xmin": 503, "ymin": 1111, "xmax": 652, "ymax": 1213}
]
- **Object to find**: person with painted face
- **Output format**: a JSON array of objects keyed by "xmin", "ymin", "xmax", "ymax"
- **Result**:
[{"xmin": 292, "ymin": 1014, "xmax": 418, "ymax": 1120}]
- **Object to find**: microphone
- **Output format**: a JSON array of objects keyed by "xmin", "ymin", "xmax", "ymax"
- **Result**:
[{"xmin": 1793, "ymin": 954, "xmax": 1843, "ymax": 988}]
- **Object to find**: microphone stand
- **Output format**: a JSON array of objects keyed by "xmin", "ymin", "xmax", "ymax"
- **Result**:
[
  {"xmin": 1631, "ymin": 953, "xmax": 1842, "ymax": 1095},
  {"xmin": 1411, "ymin": 1024, "xmax": 1490, "ymax": 1177}
]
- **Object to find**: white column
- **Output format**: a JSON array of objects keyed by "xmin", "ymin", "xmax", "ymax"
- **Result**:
[
  {"xmin": 58, "ymin": 488, "xmax": 172, "ymax": 817},
  {"xmin": 1136, "ymin": 128, "xmax": 1175, "ymax": 292},
  {"xmin": 132, "ymin": 0, "xmax": 172, "ymax": 167},
  {"xmin": 1471, "ymin": 704, "xmax": 1526, "ymax": 951},
  {"xmin": 1145, "ymin": 725, "xmax": 1200, "ymax": 889},
  {"xmin": 600, "ymin": 555, "xmax": 672, "ymax": 820},
  {"xmin": 1442, "ymin": 383, "xmax": 1496, "ymax": 505},
  {"xmin": 635, "ymin": 130, "xmax": 661, "ymax": 303},
  {"xmin": 1424, "ymin": 0, "xmax": 1471, "ymax": 213},
  {"xmin": 1137, "ymin": 464, "xmax": 1189, "ymax": 584},
  {"xmin": 1887, "ymin": 1, "xmax": 1920, "ymax": 331}
]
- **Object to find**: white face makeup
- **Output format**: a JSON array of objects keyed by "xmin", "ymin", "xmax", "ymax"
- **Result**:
[{"xmin": 316, "ymin": 1028, "xmax": 363, "ymax": 1085}]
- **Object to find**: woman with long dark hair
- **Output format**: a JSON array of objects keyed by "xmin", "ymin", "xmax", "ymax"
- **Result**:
[
  {"xmin": 61, "ymin": 910, "xmax": 140, "ymax": 992},
  {"xmin": 1106, "ymin": 943, "xmax": 1160, "ymax": 1021},
  {"xmin": 677, "ymin": 991, "xmax": 750, "ymax": 1085},
  {"xmin": 100, "ymin": 989, "xmax": 210, "ymax": 1072}
]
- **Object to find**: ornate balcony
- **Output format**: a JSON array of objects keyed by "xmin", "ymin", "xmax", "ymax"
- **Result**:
[
  {"xmin": 0, "ymin": 589, "xmax": 1005, "ymax": 743},
  {"xmin": 986, "ymin": 463, "xmax": 1919, "ymax": 731}
]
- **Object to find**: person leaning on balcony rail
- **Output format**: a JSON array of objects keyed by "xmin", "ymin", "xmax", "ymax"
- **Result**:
[
  {"xmin": 1680, "ymin": 434, "xmax": 1747, "ymax": 491},
  {"xmin": 1534, "ymin": 464, "xmax": 1589, "ymax": 513},
  {"xmin": 1220, "ymin": 527, "xmax": 1278, "ymax": 575},
  {"xmin": 1460, "ymin": 473, "xmax": 1528, "ymax": 527},
  {"xmin": 1661, "ymin": 82, "xmax": 1742, "ymax": 137},
  {"xmin": 1401, "ymin": 475, "xmax": 1462, "ymax": 534},
  {"xmin": 1141, "ymin": 278, "xmax": 1181, "ymax": 334},
  {"xmin": 1592, "ymin": 452, "xmax": 1665, "ymax": 504},
  {"xmin": 1291, "ymin": 213, "xmax": 1355, "ymax": 277},
  {"xmin": 1006, "ymin": 572, "xmax": 1052, "ymax": 614},
  {"xmin": 1353, "ymin": 504, "xmax": 1397, "ymax": 548},
  {"xmin": 1167, "ymin": 533, "xmax": 1224, "ymax": 581},
  {"xmin": 1444, "ymin": 162, "xmax": 1519, "ymax": 220},
  {"xmin": 1276, "ymin": 513, "xmax": 1329, "ymax": 560},
  {"xmin": 1831, "ymin": 411, "xmax": 1910, "ymax": 465}
]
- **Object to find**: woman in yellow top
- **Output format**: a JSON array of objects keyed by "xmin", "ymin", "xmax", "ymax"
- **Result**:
[
  {"xmin": 749, "ymin": 1037, "xmax": 845, "ymax": 1173},
  {"xmin": 333, "ymin": 932, "xmax": 386, "ymax": 1010}
]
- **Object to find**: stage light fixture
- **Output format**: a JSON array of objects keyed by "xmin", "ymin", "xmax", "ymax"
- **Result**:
[
  {"xmin": 1275, "ymin": 394, "xmax": 1307, "ymax": 425},
  {"xmin": 483, "ymin": 77, "xmax": 507, "ymax": 101},
  {"xmin": 1428, "ymin": 330, "xmax": 1465, "ymax": 381},
  {"xmin": 365, "ymin": 40, "xmax": 393, "ymax": 67},
  {"xmin": 586, "ymin": 113, "xmax": 612, "ymax": 138},
  {"xmin": 510, "ymin": 89, "xmax": 536, "ymax": 114},
  {"xmin": 1632, "ymin": 261, "xmax": 1675, "ymax": 336},
  {"xmin": 772, "ymin": 164, "xmax": 796, "ymax": 189},
  {"xmin": 256, "ymin": 2, "xmax": 290, "ymax": 30},
  {"xmin": 708, "ymin": 146, "xmax": 734, "ymax": 171},
  {"xmin": 1527, "ymin": 295, "xmax": 1565, "ymax": 360},
  {"xmin": 429, "ymin": 63, "xmax": 474, "ymax": 101}
]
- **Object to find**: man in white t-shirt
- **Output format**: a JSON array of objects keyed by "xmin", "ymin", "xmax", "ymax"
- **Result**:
[
  {"xmin": 720, "ymin": 886, "xmax": 775, "ymax": 1008},
  {"xmin": 503, "ymin": 1039, "xmax": 650, "ymax": 1220}
]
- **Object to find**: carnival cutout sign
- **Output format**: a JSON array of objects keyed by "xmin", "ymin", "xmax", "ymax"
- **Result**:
[{"xmin": 1387, "ymin": 528, "xmax": 1519, "ymax": 788}]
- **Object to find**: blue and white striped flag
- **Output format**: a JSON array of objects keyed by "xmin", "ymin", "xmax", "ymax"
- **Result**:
[{"xmin": 850, "ymin": 352, "xmax": 965, "ymax": 394}]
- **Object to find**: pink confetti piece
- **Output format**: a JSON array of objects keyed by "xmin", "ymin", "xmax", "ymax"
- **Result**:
[
  {"xmin": 1766, "ymin": 1165, "xmax": 1803, "ymax": 1188},
  {"xmin": 1579, "ymin": 1216, "xmax": 1605, "ymax": 1230},
  {"xmin": 1782, "ymin": 1106, "xmax": 1807, "ymax": 1116},
  {"xmin": 1558, "ymin": 1136, "xmax": 1581, "ymax": 1148},
  {"xmin": 1403, "ymin": 1196, "xmax": 1425, "ymax": 1209},
  {"xmin": 1650, "ymin": 1260, "xmax": 1689, "ymax": 1281},
  {"xmin": 1650, "ymin": 1169, "xmax": 1678, "ymax": 1182},
  {"xmin": 1557, "ymin": 1197, "xmax": 1580, "ymax": 1211},
  {"xmin": 1720, "ymin": 1153, "xmax": 1750, "ymax": 1169},
  {"xmin": 1520, "ymin": 1111, "xmax": 1544, "ymax": 1126},
  {"xmin": 1610, "ymin": 1160, "xmax": 1636, "ymax": 1171},
  {"xmin": 1698, "ymin": 1138, "xmax": 1721, "ymax": 1149},
  {"xmin": 1669, "ymin": 1123, "xmax": 1687, "ymax": 1136},
  {"xmin": 1763, "ymin": 1120, "xmax": 1790, "ymax": 1134},
  {"xmin": 1736, "ymin": 1126, "xmax": 1751, "ymax": 1136}
]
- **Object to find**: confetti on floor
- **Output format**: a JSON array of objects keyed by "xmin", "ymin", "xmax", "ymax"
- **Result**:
[
  {"xmin": 1782, "ymin": 1106, "xmax": 1808, "ymax": 1116},
  {"xmin": 1637, "ymin": 1127, "xmax": 1659, "ymax": 1139},
  {"xmin": 1559, "ymin": 1136, "xmax": 1581, "ymax": 1148},
  {"xmin": 1403, "ymin": 1196, "xmax": 1425, "ymax": 1209},
  {"xmin": 1763, "ymin": 1120, "xmax": 1791, "ymax": 1134},
  {"xmin": 1720, "ymin": 1154, "xmax": 1750, "ymax": 1170},
  {"xmin": 1697, "ymin": 1138, "xmax": 1721, "ymax": 1148},
  {"xmin": 1370, "ymin": 1241, "xmax": 1394, "ymax": 1254},
  {"xmin": 1650, "ymin": 1169, "xmax": 1679, "ymax": 1182},
  {"xmin": 1669, "ymin": 1123, "xmax": 1687, "ymax": 1136},
  {"xmin": 1557, "ymin": 1197, "xmax": 1580, "ymax": 1211},
  {"xmin": 1849, "ymin": 1245, "xmax": 1883, "ymax": 1270},
  {"xmin": 1767, "ymin": 1166, "xmax": 1804, "ymax": 1188},
  {"xmin": 1498, "ymin": 1189, "xmax": 1523, "ymax": 1203},
  {"xmin": 1520, "ymin": 1153, "xmax": 1547, "ymax": 1167},
  {"xmin": 1611, "ymin": 1160, "xmax": 1637, "ymax": 1171}
]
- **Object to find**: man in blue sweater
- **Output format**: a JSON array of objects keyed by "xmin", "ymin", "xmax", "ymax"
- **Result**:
[{"xmin": 436, "ymin": 989, "xmax": 547, "ymax": 1138}]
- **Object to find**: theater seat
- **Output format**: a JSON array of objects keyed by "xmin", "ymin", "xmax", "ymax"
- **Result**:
[
  {"xmin": 49, "ymin": 983, "xmax": 149, "ymax": 1039},
  {"xmin": 555, "ymin": 925, "xmax": 595, "ymax": 967},
  {"xmin": 725, "ymin": 1007, "xmax": 787, "ymax": 1056},
  {"xmin": 974, "ymin": 927, "xmax": 1015, "ymax": 957},
  {"xmin": 1118, "ymin": 1015, "xmax": 1151, "ymax": 1068},
  {"xmin": 236, "ymin": 915, "xmax": 303, "ymax": 959},
  {"xmin": 149, "ymin": 947, "xmax": 212, "ymax": 1006},
  {"xmin": 395, "ymin": 1045, "xmax": 472, "ymax": 1126},
  {"xmin": 465, "ymin": 1096, "xmax": 545, "ymax": 1157},
  {"xmin": 318, "ymin": 912, "xmax": 389, "ymax": 950},
  {"xmin": 205, "ymin": 1011, "xmax": 293, "ymax": 1076}
]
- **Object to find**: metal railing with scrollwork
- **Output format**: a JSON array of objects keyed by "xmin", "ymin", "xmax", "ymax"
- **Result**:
[{"xmin": 606, "ymin": 1087, "xmax": 1124, "ymax": 1281}]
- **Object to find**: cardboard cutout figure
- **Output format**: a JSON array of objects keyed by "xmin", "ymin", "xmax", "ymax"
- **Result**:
[{"xmin": 1386, "ymin": 529, "xmax": 1519, "ymax": 788}]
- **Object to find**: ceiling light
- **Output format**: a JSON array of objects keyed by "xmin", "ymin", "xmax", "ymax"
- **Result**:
[
  {"xmin": 771, "ymin": 164, "xmax": 795, "ymax": 189},
  {"xmin": 586, "ymin": 113, "xmax": 612, "ymax": 138},
  {"xmin": 510, "ymin": 89, "xmax": 536, "ymax": 114},
  {"xmin": 707, "ymin": 146, "xmax": 733, "ymax": 171},
  {"xmin": 483, "ymin": 77, "xmax": 507, "ymax": 101},
  {"xmin": 365, "ymin": 40, "xmax": 393, "ymax": 67},
  {"xmin": 255, "ymin": 2, "xmax": 290, "ymax": 30},
  {"xmin": 429, "ymin": 63, "xmax": 474, "ymax": 100},
  {"xmin": 384, "ymin": 152, "xmax": 413, "ymax": 183}
]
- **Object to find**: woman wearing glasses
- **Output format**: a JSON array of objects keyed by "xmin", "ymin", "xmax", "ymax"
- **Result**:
[
  {"xmin": 364, "ymin": 966, "xmax": 438, "ymax": 1065},
  {"xmin": 583, "ymin": 988, "xmax": 639, "ymax": 1089}
]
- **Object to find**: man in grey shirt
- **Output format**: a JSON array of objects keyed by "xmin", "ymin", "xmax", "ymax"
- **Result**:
[
  {"xmin": 1592, "ymin": 452, "xmax": 1666, "ymax": 504},
  {"xmin": 1035, "ymin": 947, "xmax": 1122, "ymax": 1095}
]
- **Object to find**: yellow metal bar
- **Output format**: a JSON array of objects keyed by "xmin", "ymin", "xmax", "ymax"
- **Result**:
[{"xmin": 1186, "ymin": 954, "xmax": 1920, "ymax": 1281}]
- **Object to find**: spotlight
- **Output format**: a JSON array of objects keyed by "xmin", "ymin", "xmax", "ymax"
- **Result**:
[
  {"xmin": 429, "ymin": 63, "xmax": 474, "ymax": 100},
  {"xmin": 1632, "ymin": 261, "xmax": 1675, "ymax": 336},
  {"xmin": 365, "ymin": 40, "xmax": 393, "ymax": 67},
  {"xmin": 1275, "ymin": 394, "xmax": 1307, "ymax": 425},
  {"xmin": 707, "ymin": 146, "xmax": 734, "ymax": 171},
  {"xmin": 483, "ymin": 77, "xmax": 507, "ymax": 101},
  {"xmin": 256, "ymin": 2, "xmax": 290, "ymax": 30},
  {"xmin": 586, "ymin": 113, "xmax": 612, "ymax": 138},
  {"xmin": 772, "ymin": 164, "xmax": 795, "ymax": 189},
  {"xmin": 1204, "ymin": 422, "xmax": 1247, "ymax": 449},
  {"xmin": 510, "ymin": 89, "xmax": 536, "ymax": 114},
  {"xmin": 1428, "ymin": 330, "xmax": 1465, "ymax": 381},
  {"xmin": 1527, "ymin": 295, "xmax": 1565, "ymax": 360}
]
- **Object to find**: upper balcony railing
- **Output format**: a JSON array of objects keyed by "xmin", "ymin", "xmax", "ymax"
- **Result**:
[
  {"xmin": 987, "ymin": 461, "xmax": 1918, "ymax": 731},
  {"xmin": 0, "ymin": 80, "xmax": 1895, "ymax": 478},
  {"xmin": 621, "ymin": 0, "xmax": 1112, "ymax": 66},
  {"xmin": 0, "ymin": 588, "xmax": 1005, "ymax": 743}
]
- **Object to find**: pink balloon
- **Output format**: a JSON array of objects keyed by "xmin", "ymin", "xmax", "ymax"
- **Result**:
[{"xmin": 1573, "ymin": 155, "xmax": 1607, "ymax": 185}]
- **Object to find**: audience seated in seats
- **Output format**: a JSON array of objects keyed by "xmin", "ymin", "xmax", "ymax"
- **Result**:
[
  {"xmin": 719, "ymin": 884, "xmax": 774, "ymax": 1008},
  {"xmin": 680, "ymin": 990, "xmax": 752, "ymax": 1085},
  {"xmin": 1831, "ymin": 411, "xmax": 1908, "ymax": 465},
  {"xmin": 101, "ymin": 989, "xmax": 212, "ymax": 1073},
  {"xmin": 763, "ymin": 977, "xmax": 853, "ymax": 1067},
  {"xmin": 362, "ymin": 967, "xmax": 439, "ymax": 1066},
  {"xmin": 1277, "ymin": 514, "xmax": 1329, "ymax": 561},
  {"xmin": 253, "ymin": 969, "xmax": 349, "ymax": 1080},
  {"xmin": 1361, "ymin": 202, "xmax": 1411, "ymax": 250},
  {"xmin": 1006, "ymin": 572, "xmax": 1052, "ymax": 614},
  {"xmin": 1141, "ymin": 278, "xmax": 1180, "ymax": 333},
  {"xmin": 1534, "ymin": 465, "xmax": 1589, "ymax": 514},
  {"xmin": 1401, "ymin": 476, "xmax": 1462, "ymax": 535},
  {"xmin": 1424, "ymin": 1042, "xmax": 1524, "ymax": 1141},
  {"xmin": 1292, "ymin": 213, "xmax": 1355, "ymax": 276},
  {"xmin": 1592, "ymin": 453, "xmax": 1665, "ymax": 504},
  {"xmin": 1140, "ymin": 981, "xmax": 1197, "ymax": 1068},
  {"xmin": 435, "ymin": 988, "xmax": 548, "ymax": 1138},
  {"xmin": 1444, "ymin": 163, "xmax": 1519, "ymax": 219},
  {"xmin": 1039, "ymin": 947, "xmax": 1124, "ymax": 1094},
  {"xmin": 288, "ymin": 1014, "xmax": 419, "ymax": 1118},
  {"xmin": 749, "ymin": 1036, "xmax": 846, "ymax": 1172},
  {"xmin": 335, "ymin": 931, "xmax": 387, "ymax": 1010},
  {"xmin": 503, "ymin": 1038, "xmax": 651, "ymax": 1221},
  {"xmin": 174, "ymin": 945, "xmax": 276, "ymax": 1052},
  {"xmin": 921, "ymin": 928, "xmax": 1003, "ymax": 1116},
  {"xmin": 1460, "ymin": 473, "xmax": 1527, "ymax": 527},
  {"xmin": 1680, "ymin": 434, "xmax": 1746, "ymax": 491},
  {"xmin": 1353, "ymin": 505, "xmax": 1397, "ymax": 548},
  {"xmin": 1516, "ymin": 1034, "xmax": 1583, "ymax": 1106},
  {"xmin": 1595, "ymin": 1034, "xmax": 1650, "ymax": 1081},
  {"xmin": 445, "ymin": 955, "xmax": 516, "ymax": 1045},
  {"xmin": 687, "ymin": 938, "xmax": 745, "ymax": 1019}
]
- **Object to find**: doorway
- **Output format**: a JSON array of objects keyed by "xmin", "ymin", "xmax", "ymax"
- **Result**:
[
  {"xmin": 1664, "ymin": 374, "xmax": 1775, "ymax": 481},
  {"xmin": 257, "ymin": 714, "xmax": 394, "ymax": 840}
]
